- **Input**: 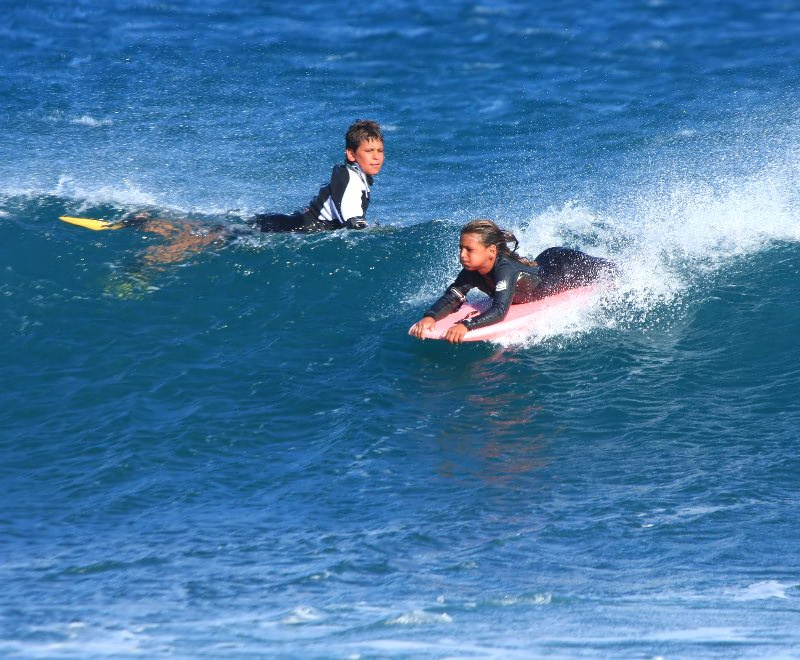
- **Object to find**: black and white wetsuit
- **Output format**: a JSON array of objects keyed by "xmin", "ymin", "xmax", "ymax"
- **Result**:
[
  {"xmin": 252, "ymin": 161, "xmax": 373, "ymax": 232},
  {"xmin": 424, "ymin": 247, "xmax": 616, "ymax": 331}
]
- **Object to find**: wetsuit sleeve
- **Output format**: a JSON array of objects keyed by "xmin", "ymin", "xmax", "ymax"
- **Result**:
[
  {"xmin": 423, "ymin": 270, "xmax": 478, "ymax": 320},
  {"xmin": 324, "ymin": 165, "xmax": 351, "ymax": 225},
  {"xmin": 338, "ymin": 168, "xmax": 368, "ymax": 229},
  {"xmin": 460, "ymin": 260, "xmax": 518, "ymax": 330},
  {"xmin": 303, "ymin": 164, "xmax": 367, "ymax": 229}
]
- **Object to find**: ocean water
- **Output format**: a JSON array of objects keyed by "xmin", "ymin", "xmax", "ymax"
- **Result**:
[{"xmin": 3, "ymin": 0, "xmax": 800, "ymax": 657}]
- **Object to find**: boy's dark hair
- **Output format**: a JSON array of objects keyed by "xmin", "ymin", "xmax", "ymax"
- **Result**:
[{"xmin": 346, "ymin": 119, "xmax": 383, "ymax": 152}]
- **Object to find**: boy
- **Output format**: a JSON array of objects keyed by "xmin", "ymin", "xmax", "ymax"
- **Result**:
[{"xmin": 252, "ymin": 119, "xmax": 384, "ymax": 232}]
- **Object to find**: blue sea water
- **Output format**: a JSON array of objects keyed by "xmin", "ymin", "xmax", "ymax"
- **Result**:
[{"xmin": 3, "ymin": 0, "xmax": 800, "ymax": 656}]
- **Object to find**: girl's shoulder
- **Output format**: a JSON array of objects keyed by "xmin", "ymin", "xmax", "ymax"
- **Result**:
[{"xmin": 495, "ymin": 251, "xmax": 538, "ymax": 273}]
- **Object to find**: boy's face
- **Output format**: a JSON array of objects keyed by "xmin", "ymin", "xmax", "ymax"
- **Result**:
[{"xmin": 346, "ymin": 138, "xmax": 384, "ymax": 177}]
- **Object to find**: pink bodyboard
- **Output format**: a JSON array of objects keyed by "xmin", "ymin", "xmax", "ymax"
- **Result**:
[{"xmin": 410, "ymin": 285, "xmax": 597, "ymax": 342}]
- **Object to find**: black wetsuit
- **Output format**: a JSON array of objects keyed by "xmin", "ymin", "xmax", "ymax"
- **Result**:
[
  {"xmin": 252, "ymin": 161, "xmax": 373, "ymax": 232},
  {"xmin": 424, "ymin": 247, "xmax": 615, "ymax": 331}
]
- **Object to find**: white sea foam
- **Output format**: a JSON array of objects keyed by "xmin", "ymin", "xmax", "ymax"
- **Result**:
[
  {"xmin": 280, "ymin": 605, "xmax": 325, "ymax": 625},
  {"xmin": 52, "ymin": 174, "xmax": 159, "ymax": 210},
  {"xmin": 642, "ymin": 626, "xmax": 749, "ymax": 642},
  {"xmin": 730, "ymin": 580, "xmax": 797, "ymax": 601},
  {"xmin": 45, "ymin": 111, "xmax": 113, "ymax": 127},
  {"xmin": 386, "ymin": 609, "xmax": 453, "ymax": 625},
  {"xmin": 490, "ymin": 593, "xmax": 552, "ymax": 606},
  {"xmin": 500, "ymin": 127, "xmax": 800, "ymax": 345},
  {"xmin": 69, "ymin": 115, "xmax": 113, "ymax": 127},
  {"xmin": 2, "ymin": 621, "xmax": 158, "ymax": 657}
]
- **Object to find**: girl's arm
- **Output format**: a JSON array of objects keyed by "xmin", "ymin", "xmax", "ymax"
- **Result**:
[
  {"xmin": 409, "ymin": 271, "xmax": 476, "ymax": 340},
  {"xmin": 408, "ymin": 316, "xmax": 436, "ymax": 339},
  {"xmin": 422, "ymin": 270, "xmax": 476, "ymax": 320},
  {"xmin": 458, "ymin": 261, "xmax": 519, "ymax": 331}
]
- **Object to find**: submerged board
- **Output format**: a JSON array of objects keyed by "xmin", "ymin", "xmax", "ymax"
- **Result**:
[
  {"xmin": 59, "ymin": 216, "xmax": 125, "ymax": 231},
  {"xmin": 410, "ymin": 285, "xmax": 598, "ymax": 342}
]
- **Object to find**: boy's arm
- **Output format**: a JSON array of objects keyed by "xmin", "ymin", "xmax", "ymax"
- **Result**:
[{"xmin": 329, "ymin": 166, "xmax": 368, "ymax": 229}]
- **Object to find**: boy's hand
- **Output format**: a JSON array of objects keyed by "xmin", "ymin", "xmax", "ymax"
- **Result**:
[{"xmin": 346, "ymin": 217, "xmax": 367, "ymax": 229}]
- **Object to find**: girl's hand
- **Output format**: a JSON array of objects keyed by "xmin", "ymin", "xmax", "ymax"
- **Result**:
[
  {"xmin": 409, "ymin": 316, "xmax": 436, "ymax": 339},
  {"xmin": 444, "ymin": 323, "xmax": 469, "ymax": 344}
]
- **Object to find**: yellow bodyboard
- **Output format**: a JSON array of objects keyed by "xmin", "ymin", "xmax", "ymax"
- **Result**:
[{"xmin": 59, "ymin": 216, "xmax": 125, "ymax": 231}]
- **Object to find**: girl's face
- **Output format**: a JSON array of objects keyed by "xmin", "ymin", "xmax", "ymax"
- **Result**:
[
  {"xmin": 459, "ymin": 232, "xmax": 496, "ymax": 274},
  {"xmin": 346, "ymin": 138, "xmax": 385, "ymax": 176}
]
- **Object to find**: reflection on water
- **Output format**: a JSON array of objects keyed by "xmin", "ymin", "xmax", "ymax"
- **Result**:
[{"xmin": 415, "ymin": 348, "xmax": 559, "ymax": 487}]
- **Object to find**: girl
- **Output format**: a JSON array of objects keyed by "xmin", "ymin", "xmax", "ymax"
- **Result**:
[{"xmin": 409, "ymin": 219, "xmax": 616, "ymax": 343}]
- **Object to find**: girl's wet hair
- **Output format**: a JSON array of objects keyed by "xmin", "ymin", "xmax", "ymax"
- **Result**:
[
  {"xmin": 346, "ymin": 119, "xmax": 383, "ymax": 152},
  {"xmin": 461, "ymin": 219, "xmax": 534, "ymax": 266}
]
